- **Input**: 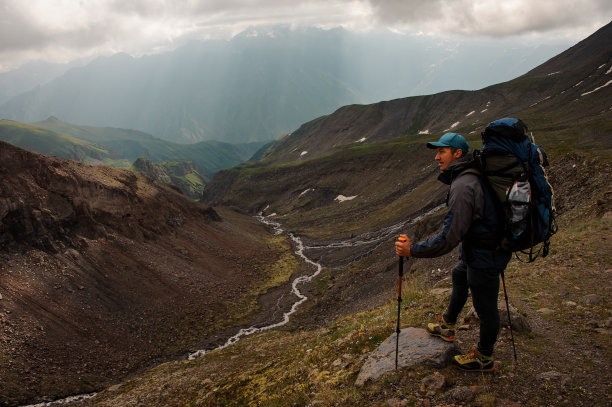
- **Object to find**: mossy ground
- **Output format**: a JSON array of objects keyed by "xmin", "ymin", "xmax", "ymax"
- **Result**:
[
  {"xmin": 194, "ymin": 235, "xmax": 301, "ymax": 339},
  {"xmin": 88, "ymin": 194, "xmax": 611, "ymax": 407}
]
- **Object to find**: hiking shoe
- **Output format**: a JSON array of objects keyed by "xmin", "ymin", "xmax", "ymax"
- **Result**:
[
  {"xmin": 426, "ymin": 314, "xmax": 456, "ymax": 342},
  {"xmin": 453, "ymin": 347, "xmax": 495, "ymax": 372}
]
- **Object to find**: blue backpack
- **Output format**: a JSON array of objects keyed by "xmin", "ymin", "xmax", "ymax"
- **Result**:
[{"xmin": 473, "ymin": 118, "xmax": 557, "ymax": 262}]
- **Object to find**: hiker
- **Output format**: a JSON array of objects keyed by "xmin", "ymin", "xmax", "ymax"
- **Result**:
[{"xmin": 394, "ymin": 132, "xmax": 511, "ymax": 372}]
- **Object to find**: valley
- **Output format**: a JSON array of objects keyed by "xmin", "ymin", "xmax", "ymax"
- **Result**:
[
  {"xmin": 0, "ymin": 141, "xmax": 309, "ymax": 405},
  {"xmin": 0, "ymin": 20, "xmax": 611, "ymax": 407},
  {"xmin": 41, "ymin": 150, "xmax": 611, "ymax": 407}
]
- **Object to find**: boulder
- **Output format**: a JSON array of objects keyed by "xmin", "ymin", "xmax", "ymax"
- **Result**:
[
  {"xmin": 355, "ymin": 327, "xmax": 458, "ymax": 386},
  {"xmin": 581, "ymin": 294, "xmax": 603, "ymax": 305},
  {"xmin": 498, "ymin": 300, "xmax": 532, "ymax": 332}
]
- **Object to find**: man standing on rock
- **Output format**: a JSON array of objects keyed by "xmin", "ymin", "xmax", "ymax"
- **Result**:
[{"xmin": 395, "ymin": 132, "xmax": 511, "ymax": 372}]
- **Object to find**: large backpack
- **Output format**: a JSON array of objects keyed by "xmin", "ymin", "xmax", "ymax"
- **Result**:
[{"xmin": 471, "ymin": 118, "xmax": 557, "ymax": 262}]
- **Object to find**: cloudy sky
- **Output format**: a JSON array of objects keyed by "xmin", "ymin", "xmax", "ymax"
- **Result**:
[{"xmin": 1, "ymin": 0, "xmax": 611, "ymax": 72}]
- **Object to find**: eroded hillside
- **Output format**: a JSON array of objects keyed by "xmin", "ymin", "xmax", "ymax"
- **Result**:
[{"xmin": 0, "ymin": 141, "xmax": 304, "ymax": 406}]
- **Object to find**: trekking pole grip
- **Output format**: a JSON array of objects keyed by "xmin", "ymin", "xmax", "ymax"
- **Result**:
[{"xmin": 397, "ymin": 235, "xmax": 407, "ymax": 299}]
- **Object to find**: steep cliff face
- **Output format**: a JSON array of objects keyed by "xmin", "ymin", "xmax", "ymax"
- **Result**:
[{"xmin": 0, "ymin": 141, "xmax": 282, "ymax": 405}]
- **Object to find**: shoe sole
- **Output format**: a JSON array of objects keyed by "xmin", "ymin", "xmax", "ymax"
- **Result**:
[
  {"xmin": 454, "ymin": 363, "xmax": 495, "ymax": 372},
  {"xmin": 426, "ymin": 330, "xmax": 455, "ymax": 342}
]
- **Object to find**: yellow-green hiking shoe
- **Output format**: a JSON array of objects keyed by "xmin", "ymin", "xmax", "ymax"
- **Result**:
[
  {"xmin": 426, "ymin": 314, "xmax": 456, "ymax": 342},
  {"xmin": 453, "ymin": 347, "xmax": 495, "ymax": 372}
]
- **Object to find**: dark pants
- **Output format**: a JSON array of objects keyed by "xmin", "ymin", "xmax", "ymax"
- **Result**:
[{"xmin": 443, "ymin": 259, "xmax": 501, "ymax": 356}]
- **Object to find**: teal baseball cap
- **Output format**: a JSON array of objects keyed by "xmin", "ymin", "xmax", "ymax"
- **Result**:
[{"xmin": 426, "ymin": 132, "xmax": 469, "ymax": 154}]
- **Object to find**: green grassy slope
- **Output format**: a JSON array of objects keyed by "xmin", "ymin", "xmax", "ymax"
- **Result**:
[
  {"xmin": 131, "ymin": 157, "xmax": 211, "ymax": 200},
  {"xmin": 0, "ymin": 120, "xmax": 129, "ymax": 166},
  {"xmin": 34, "ymin": 117, "xmax": 267, "ymax": 175},
  {"xmin": 204, "ymin": 133, "xmax": 447, "ymax": 240}
]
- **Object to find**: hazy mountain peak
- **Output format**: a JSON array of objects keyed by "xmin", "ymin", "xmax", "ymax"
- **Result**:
[{"xmin": 0, "ymin": 25, "xmax": 572, "ymax": 144}]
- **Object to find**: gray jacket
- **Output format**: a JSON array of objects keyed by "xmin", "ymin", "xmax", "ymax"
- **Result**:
[{"xmin": 410, "ymin": 156, "xmax": 511, "ymax": 270}]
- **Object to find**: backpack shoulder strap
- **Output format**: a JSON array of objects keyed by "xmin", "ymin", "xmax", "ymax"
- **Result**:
[
  {"xmin": 458, "ymin": 166, "xmax": 506, "ymax": 252},
  {"xmin": 458, "ymin": 167, "xmax": 482, "ymax": 177}
]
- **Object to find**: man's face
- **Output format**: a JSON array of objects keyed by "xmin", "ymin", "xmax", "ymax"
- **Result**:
[{"xmin": 435, "ymin": 147, "xmax": 463, "ymax": 171}]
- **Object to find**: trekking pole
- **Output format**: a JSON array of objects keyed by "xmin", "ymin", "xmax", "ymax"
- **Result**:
[
  {"xmin": 395, "ymin": 235, "xmax": 407, "ymax": 370},
  {"xmin": 500, "ymin": 271, "xmax": 518, "ymax": 362}
]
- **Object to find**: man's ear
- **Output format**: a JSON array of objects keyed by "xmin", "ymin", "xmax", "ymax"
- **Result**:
[{"xmin": 454, "ymin": 149, "xmax": 464, "ymax": 159}]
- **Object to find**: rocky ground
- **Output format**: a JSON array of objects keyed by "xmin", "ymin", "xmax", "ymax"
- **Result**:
[
  {"xmin": 66, "ymin": 152, "xmax": 611, "ymax": 406},
  {"xmin": 0, "ymin": 142, "xmax": 301, "ymax": 406},
  {"xmin": 2, "ymin": 142, "xmax": 610, "ymax": 406},
  {"xmin": 75, "ymin": 212, "xmax": 612, "ymax": 406}
]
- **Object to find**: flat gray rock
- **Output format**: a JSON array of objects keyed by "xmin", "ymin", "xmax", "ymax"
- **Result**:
[{"xmin": 355, "ymin": 327, "xmax": 459, "ymax": 386}]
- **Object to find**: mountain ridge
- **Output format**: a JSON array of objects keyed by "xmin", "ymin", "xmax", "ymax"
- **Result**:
[
  {"xmin": 0, "ymin": 140, "xmax": 301, "ymax": 405},
  {"xmin": 0, "ymin": 118, "xmax": 267, "ymax": 188},
  {"xmin": 1, "ymin": 22, "xmax": 611, "ymax": 407},
  {"xmin": 0, "ymin": 26, "xmax": 570, "ymax": 144},
  {"xmin": 251, "ymin": 21, "xmax": 612, "ymax": 165}
]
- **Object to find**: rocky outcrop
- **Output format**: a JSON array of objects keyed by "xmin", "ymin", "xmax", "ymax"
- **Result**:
[
  {"xmin": 131, "ymin": 156, "xmax": 173, "ymax": 184},
  {"xmin": 1, "ymin": 141, "xmax": 215, "ymax": 252},
  {"xmin": 0, "ymin": 141, "xmax": 280, "ymax": 405},
  {"xmin": 355, "ymin": 327, "xmax": 459, "ymax": 386},
  {"xmin": 132, "ymin": 156, "xmax": 208, "ymax": 200}
]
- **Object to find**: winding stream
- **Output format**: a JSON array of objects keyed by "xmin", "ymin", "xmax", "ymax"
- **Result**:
[
  {"xmin": 187, "ymin": 215, "xmax": 323, "ymax": 359},
  {"xmin": 22, "ymin": 205, "xmax": 443, "ymax": 406},
  {"xmin": 23, "ymin": 215, "xmax": 323, "ymax": 406},
  {"xmin": 187, "ymin": 205, "xmax": 443, "ymax": 359}
]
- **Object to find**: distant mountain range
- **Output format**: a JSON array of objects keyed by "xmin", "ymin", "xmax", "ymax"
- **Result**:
[
  {"xmin": 202, "ymin": 21, "xmax": 612, "ymax": 237},
  {"xmin": 0, "ymin": 117, "xmax": 265, "ymax": 198},
  {"xmin": 245, "ymin": 23, "xmax": 612, "ymax": 165},
  {"xmin": 0, "ymin": 26, "xmax": 569, "ymax": 144},
  {"xmin": 0, "ymin": 59, "xmax": 89, "ymax": 105},
  {"xmin": 1, "ymin": 22, "xmax": 611, "ymax": 406}
]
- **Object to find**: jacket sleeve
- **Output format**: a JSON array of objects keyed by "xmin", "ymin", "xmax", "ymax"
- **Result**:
[{"xmin": 410, "ymin": 174, "xmax": 482, "ymax": 258}]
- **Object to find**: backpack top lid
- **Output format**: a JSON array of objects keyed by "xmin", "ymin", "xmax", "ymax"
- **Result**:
[
  {"xmin": 483, "ymin": 117, "xmax": 528, "ymax": 142},
  {"xmin": 481, "ymin": 117, "xmax": 533, "ymax": 161}
]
